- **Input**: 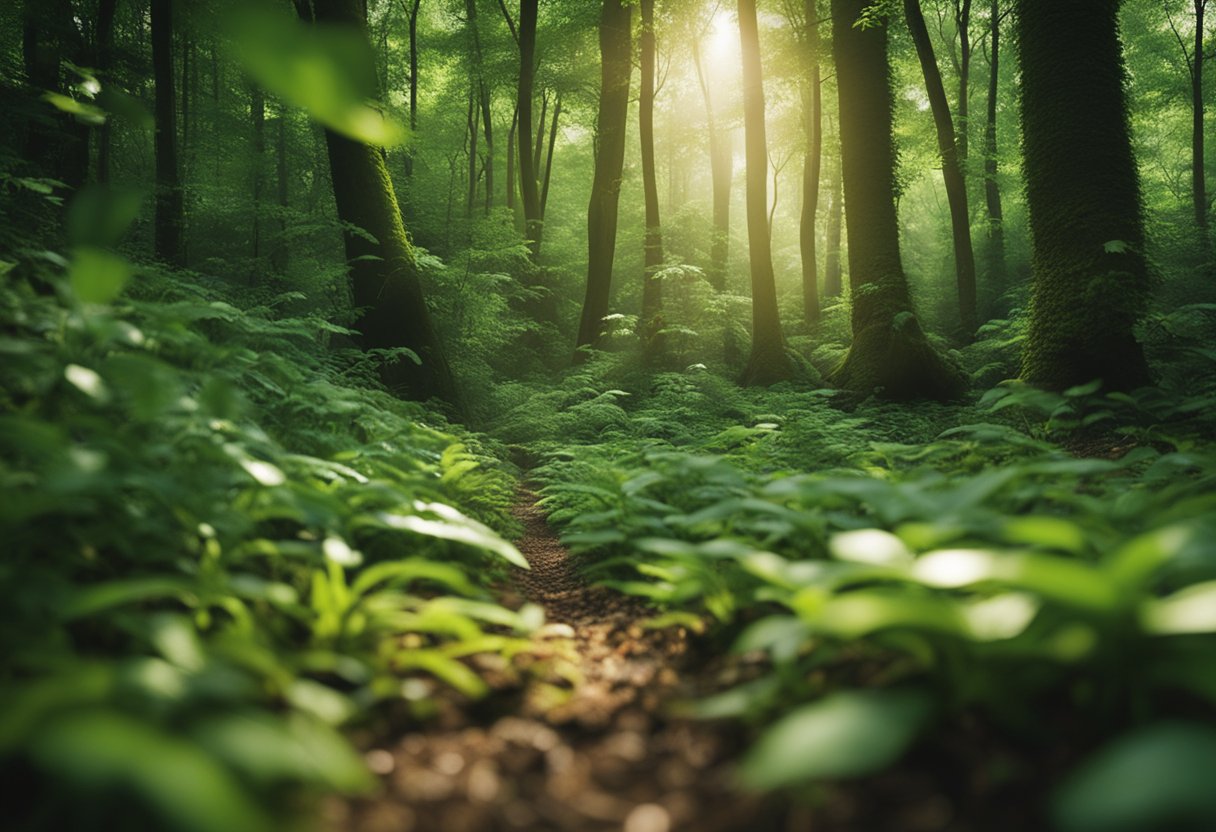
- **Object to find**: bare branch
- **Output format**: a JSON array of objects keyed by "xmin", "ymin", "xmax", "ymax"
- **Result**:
[{"xmin": 496, "ymin": 0, "xmax": 519, "ymax": 44}]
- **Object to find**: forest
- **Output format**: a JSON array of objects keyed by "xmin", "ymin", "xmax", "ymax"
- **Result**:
[{"xmin": 2, "ymin": 0, "xmax": 1216, "ymax": 829}]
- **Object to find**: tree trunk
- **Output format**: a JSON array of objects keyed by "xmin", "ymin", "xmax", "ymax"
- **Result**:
[
  {"xmin": 152, "ymin": 0, "xmax": 184, "ymax": 267},
  {"xmin": 252, "ymin": 84, "xmax": 266, "ymax": 267},
  {"xmin": 738, "ymin": 0, "xmax": 794, "ymax": 385},
  {"xmin": 983, "ymin": 0, "xmax": 1007, "ymax": 297},
  {"xmin": 1016, "ymin": 0, "xmax": 1150, "ymax": 391},
  {"xmin": 831, "ymin": 0, "xmax": 965, "ymax": 399},
  {"xmin": 694, "ymin": 39, "xmax": 732, "ymax": 292},
  {"xmin": 273, "ymin": 104, "xmax": 289, "ymax": 276},
  {"xmin": 96, "ymin": 0, "xmax": 118, "ymax": 184},
  {"xmin": 541, "ymin": 94, "xmax": 561, "ymax": 216},
  {"xmin": 506, "ymin": 104, "xmax": 518, "ymax": 210},
  {"xmin": 517, "ymin": 0, "xmax": 543, "ymax": 256},
  {"xmin": 800, "ymin": 0, "xmax": 823, "ymax": 326},
  {"xmin": 906, "ymin": 0, "xmax": 978, "ymax": 336},
  {"xmin": 534, "ymin": 90, "xmax": 548, "ymax": 181},
  {"xmin": 639, "ymin": 0, "xmax": 665, "ymax": 359},
  {"xmin": 574, "ymin": 0, "xmax": 632, "ymax": 360},
  {"xmin": 955, "ymin": 0, "xmax": 971, "ymax": 164},
  {"xmin": 1193, "ymin": 0, "xmax": 1209, "ymax": 234},
  {"xmin": 22, "ymin": 0, "xmax": 89, "ymax": 193},
  {"xmin": 313, "ymin": 0, "xmax": 461, "ymax": 408},
  {"xmin": 404, "ymin": 0, "xmax": 420, "ymax": 179},
  {"xmin": 465, "ymin": 0, "xmax": 493, "ymax": 215},
  {"xmin": 824, "ymin": 153, "xmax": 844, "ymax": 298},
  {"xmin": 465, "ymin": 91, "xmax": 479, "ymax": 218}
]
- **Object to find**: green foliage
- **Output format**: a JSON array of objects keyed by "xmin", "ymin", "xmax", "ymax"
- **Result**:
[
  {"xmin": 526, "ymin": 348, "xmax": 1216, "ymax": 821},
  {"xmin": 0, "ymin": 246, "xmax": 532, "ymax": 830}
]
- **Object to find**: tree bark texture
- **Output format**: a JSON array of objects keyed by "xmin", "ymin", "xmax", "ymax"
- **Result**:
[
  {"xmin": 313, "ymin": 0, "xmax": 461, "ymax": 407},
  {"xmin": 738, "ymin": 0, "xmax": 794, "ymax": 385},
  {"xmin": 574, "ymin": 0, "xmax": 632, "ymax": 359},
  {"xmin": 831, "ymin": 0, "xmax": 964, "ymax": 399},
  {"xmin": 1016, "ymin": 0, "xmax": 1151, "ymax": 390}
]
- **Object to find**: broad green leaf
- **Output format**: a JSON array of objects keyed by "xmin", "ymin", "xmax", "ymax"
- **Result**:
[
  {"xmin": 195, "ymin": 712, "xmax": 373, "ymax": 793},
  {"xmin": 225, "ymin": 8, "xmax": 406, "ymax": 147},
  {"xmin": 1141, "ymin": 581, "xmax": 1216, "ymax": 635},
  {"xmin": 394, "ymin": 650, "xmax": 488, "ymax": 698},
  {"xmin": 32, "ymin": 711, "xmax": 272, "ymax": 832},
  {"xmin": 70, "ymin": 247, "xmax": 131, "ymax": 304},
  {"xmin": 371, "ymin": 503, "xmax": 529, "ymax": 569},
  {"xmin": 1054, "ymin": 723, "xmax": 1216, "ymax": 832},
  {"xmin": 63, "ymin": 577, "xmax": 195, "ymax": 620},
  {"xmin": 350, "ymin": 558, "xmax": 480, "ymax": 598},
  {"xmin": 67, "ymin": 186, "xmax": 143, "ymax": 247},
  {"xmin": 739, "ymin": 689, "xmax": 932, "ymax": 790},
  {"xmin": 829, "ymin": 529, "xmax": 913, "ymax": 566}
]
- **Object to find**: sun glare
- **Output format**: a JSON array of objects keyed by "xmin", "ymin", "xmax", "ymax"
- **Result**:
[{"xmin": 705, "ymin": 8, "xmax": 739, "ymax": 65}]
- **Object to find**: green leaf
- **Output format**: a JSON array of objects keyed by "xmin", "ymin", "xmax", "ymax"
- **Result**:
[
  {"xmin": 63, "ymin": 578, "xmax": 195, "ymax": 620},
  {"xmin": 1054, "ymin": 723, "xmax": 1216, "ymax": 832},
  {"xmin": 32, "ymin": 711, "xmax": 272, "ymax": 832},
  {"xmin": 739, "ymin": 689, "xmax": 932, "ymax": 790},
  {"xmin": 371, "ymin": 502, "xmax": 529, "ymax": 569},
  {"xmin": 67, "ymin": 186, "xmax": 143, "ymax": 248},
  {"xmin": 226, "ymin": 8, "xmax": 406, "ymax": 147},
  {"xmin": 70, "ymin": 247, "xmax": 132, "ymax": 304}
]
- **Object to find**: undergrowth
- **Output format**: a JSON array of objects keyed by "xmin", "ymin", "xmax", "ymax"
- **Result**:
[{"xmin": 0, "ymin": 246, "xmax": 536, "ymax": 831}]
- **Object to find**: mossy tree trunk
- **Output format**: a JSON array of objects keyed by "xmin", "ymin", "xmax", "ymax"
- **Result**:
[
  {"xmin": 905, "ymin": 0, "xmax": 978, "ymax": 337},
  {"xmin": 830, "ymin": 0, "xmax": 965, "ymax": 400},
  {"xmin": 1016, "ymin": 0, "xmax": 1151, "ymax": 391},
  {"xmin": 152, "ymin": 0, "xmax": 184, "ymax": 267},
  {"xmin": 574, "ymin": 0, "xmax": 632, "ymax": 361},
  {"xmin": 639, "ymin": 0, "xmax": 665, "ymax": 361},
  {"xmin": 313, "ymin": 0, "xmax": 461, "ymax": 409},
  {"xmin": 739, "ymin": 0, "xmax": 794, "ymax": 385}
]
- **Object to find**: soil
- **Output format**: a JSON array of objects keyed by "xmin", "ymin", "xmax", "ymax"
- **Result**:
[{"xmin": 328, "ymin": 490, "xmax": 782, "ymax": 832}]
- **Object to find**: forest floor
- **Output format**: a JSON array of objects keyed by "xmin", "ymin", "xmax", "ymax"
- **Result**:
[
  {"xmin": 329, "ymin": 488, "xmax": 786, "ymax": 832},
  {"xmin": 325, "ymin": 489, "xmax": 1043, "ymax": 832}
]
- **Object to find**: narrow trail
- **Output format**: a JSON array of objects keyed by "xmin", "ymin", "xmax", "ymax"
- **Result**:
[{"xmin": 333, "ymin": 489, "xmax": 780, "ymax": 832}]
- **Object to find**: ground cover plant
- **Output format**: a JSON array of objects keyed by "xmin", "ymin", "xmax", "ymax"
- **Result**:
[{"xmin": 3, "ymin": 0, "xmax": 1216, "ymax": 829}]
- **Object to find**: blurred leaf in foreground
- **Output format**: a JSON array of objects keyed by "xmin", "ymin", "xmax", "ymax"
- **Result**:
[{"xmin": 223, "ymin": 6, "xmax": 406, "ymax": 147}]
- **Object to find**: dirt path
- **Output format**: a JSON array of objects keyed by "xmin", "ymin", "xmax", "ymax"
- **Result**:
[{"xmin": 331, "ymin": 490, "xmax": 779, "ymax": 832}]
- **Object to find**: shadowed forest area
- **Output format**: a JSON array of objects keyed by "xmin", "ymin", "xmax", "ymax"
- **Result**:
[{"xmin": 4, "ymin": 0, "xmax": 1216, "ymax": 829}]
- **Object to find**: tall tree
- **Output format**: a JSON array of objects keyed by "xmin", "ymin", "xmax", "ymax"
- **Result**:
[
  {"xmin": 824, "ymin": 149, "xmax": 844, "ymax": 299},
  {"xmin": 693, "ymin": 37, "xmax": 732, "ymax": 292},
  {"xmin": 96, "ymin": 0, "xmax": 118, "ymax": 184},
  {"xmin": 1017, "ymin": 0, "xmax": 1151, "ymax": 390},
  {"xmin": 312, "ymin": 0, "xmax": 461, "ymax": 407},
  {"xmin": 515, "ymin": 0, "xmax": 544, "ymax": 256},
  {"xmin": 982, "ymin": 0, "xmax": 1007, "ymax": 295},
  {"xmin": 830, "ymin": 0, "xmax": 964, "ymax": 399},
  {"xmin": 799, "ymin": 0, "xmax": 823, "ymax": 326},
  {"xmin": 464, "ymin": 0, "xmax": 494, "ymax": 215},
  {"xmin": 251, "ymin": 83, "xmax": 266, "ymax": 265},
  {"xmin": 738, "ymin": 0, "xmax": 794, "ymax": 385},
  {"xmin": 639, "ymin": 0, "xmax": 665, "ymax": 358},
  {"xmin": 1165, "ymin": 0, "xmax": 1210, "ymax": 236},
  {"xmin": 906, "ymin": 0, "xmax": 978, "ymax": 336},
  {"xmin": 151, "ymin": 0, "xmax": 184, "ymax": 267},
  {"xmin": 22, "ymin": 0, "xmax": 89, "ymax": 193},
  {"xmin": 953, "ymin": 0, "xmax": 972, "ymax": 164},
  {"xmin": 574, "ymin": 0, "xmax": 632, "ymax": 359}
]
